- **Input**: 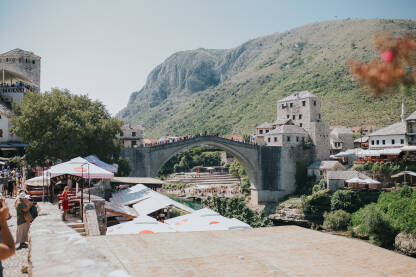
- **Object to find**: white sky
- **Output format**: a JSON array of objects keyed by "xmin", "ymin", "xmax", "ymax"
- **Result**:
[{"xmin": 1, "ymin": 0, "xmax": 415, "ymax": 115}]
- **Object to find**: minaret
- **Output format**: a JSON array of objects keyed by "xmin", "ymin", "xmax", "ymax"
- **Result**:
[{"xmin": 401, "ymin": 99, "xmax": 406, "ymax": 123}]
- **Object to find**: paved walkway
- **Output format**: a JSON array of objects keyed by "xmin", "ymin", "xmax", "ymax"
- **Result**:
[{"xmin": 3, "ymin": 198, "xmax": 29, "ymax": 277}]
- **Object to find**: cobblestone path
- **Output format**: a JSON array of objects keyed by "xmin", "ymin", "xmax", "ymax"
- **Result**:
[{"xmin": 3, "ymin": 198, "xmax": 29, "ymax": 277}]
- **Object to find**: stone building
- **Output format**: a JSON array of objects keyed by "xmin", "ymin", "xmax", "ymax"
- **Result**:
[
  {"xmin": 263, "ymin": 125, "xmax": 308, "ymax": 147},
  {"xmin": 307, "ymin": 160, "xmax": 346, "ymax": 182},
  {"xmin": 119, "ymin": 124, "xmax": 144, "ymax": 148},
  {"xmin": 367, "ymin": 102, "xmax": 416, "ymax": 149},
  {"xmin": 0, "ymin": 48, "xmax": 40, "ymax": 155},
  {"xmin": 329, "ymin": 127, "xmax": 354, "ymax": 155},
  {"xmin": 254, "ymin": 91, "xmax": 329, "ymax": 160}
]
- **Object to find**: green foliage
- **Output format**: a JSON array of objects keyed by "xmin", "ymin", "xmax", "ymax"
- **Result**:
[
  {"xmin": 170, "ymin": 208, "xmax": 187, "ymax": 218},
  {"xmin": 11, "ymin": 89, "xmax": 122, "ymax": 166},
  {"xmin": 330, "ymin": 190, "xmax": 362, "ymax": 213},
  {"xmin": 8, "ymin": 156, "xmax": 24, "ymax": 169},
  {"xmin": 240, "ymin": 177, "xmax": 251, "ymax": 196},
  {"xmin": 312, "ymin": 178, "xmax": 327, "ymax": 193},
  {"xmin": 158, "ymin": 146, "xmax": 221, "ymax": 176},
  {"xmin": 229, "ymin": 160, "xmax": 246, "ymax": 179},
  {"xmin": 301, "ymin": 189, "xmax": 331, "ymax": 220},
  {"xmin": 242, "ymin": 134, "xmax": 251, "ymax": 143},
  {"xmin": 323, "ymin": 210, "xmax": 351, "ymax": 231},
  {"xmin": 202, "ymin": 196, "xmax": 273, "ymax": 228},
  {"xmin": 115, "ymin": 157, "xmax": 132, "ymax": 177},
  {"xmin": 351, "ymin": 204, "xmax": 397, "ymax": 247},
  {"xmin": 354, "ymin": 162, "xmax": 404, "ymax": 175}
]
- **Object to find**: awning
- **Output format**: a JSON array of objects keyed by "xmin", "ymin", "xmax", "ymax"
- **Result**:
[
  {"xmin": 401, "ymin": 146, "xmax": 416, "ymax": 152},
  {"xmin": 391, "ymin": 171, "xmax": 416, "ymax": 178},
  {"xmin": 24, "ymin": 174, "xmax": 50, "ymax": 187},
  {"xmin": 346, "ymin": 177, "xmax": 365, "ymax": 183},
  {"xmin": 84, "ymin": 155, "xmax": 118, "ymax": 173},
  {"xmin": 164, "ymin": 208, "xmax": 251, "ymax": 232},
  {"xmin": 48, "ymin": 157, "xmax": 114, "ymax": 179},
  {"xmin": 106, "ymin": 215, "xmax": 175, "ymax": 235}
]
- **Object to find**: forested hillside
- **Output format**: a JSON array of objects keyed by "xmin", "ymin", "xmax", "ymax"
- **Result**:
[{"xmin": 118, "ymin": 19, "xmax": 416, "ymax": 138}]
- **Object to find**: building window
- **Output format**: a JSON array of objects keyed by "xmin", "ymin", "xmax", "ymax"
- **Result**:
[
  {"xmin": 132, "ymin": 132, "xmax": 136, "ymax": 137},
  {"xmin": 287, "ymin": 136, "xmax": 290, "ymax": 142},
  {"xmin": 292, "ymin": 115, "xmax": 295, "ymax": 120},
  {"xmin": 392, "ymin": 139, "xmax": 395, "ymax": 145},
  {"xmin": 281, "ymin": 104, "xmax": 285, "ymax": 109},
  {"xmin": 259, "ymin": 130, "xmax": 263, "ymax": 134},
  {"xmin": 0, "ymin": 129, "xmax": 2, "ymax": 138},
  {"xmin": 25, "ymin": 58, "xmax": 28, "ymax": 63},
  {"xmin": 132, "ymin": 141, "xmax": 137, "ymax": 147},
  {"xmin": 302, "ymin": 101, "xmax": 306, "ymax": 106},
  {"xmin": 318, "ymin": 114, "xmax": 321, "ymax": 119},
  {"xmin": 382, "ymin": 140, "xmax": 385, "ymax": 145},
  {"xmin": 5, "ymin": 58, "xmax": 8, "ymax": 62},
  {"xmin": 290, "ymin": 103, "xmax": 293, "ymax": 108},
  {"xmin": 268, "ymin": 137, "xmax": 271, "ymax": 143},
  {"xmin": 296, "ymin": 136, "xmax": 299, "ymax": 142},
  {"xmin": 286, "ymin": 115, "xmax": 289, "ymax": 119},
  {"xmin": 401, "ymin": 139, "xmax": 404, "ymax": 144},
  {"xmin": 120, "ymin": 131, "xmax": 124, "ymax": 137},
  {"xmin": 19, "ymin": 58, "xmax": 22, "ymax": 63},
  {"xmin": 313, "ymin": 101, "xmax": 316, "ymax": 106},
  {"xmin": 300, "ymin": 123, "xmax": 302, "ymax": 127},
  {"xmin": 266, "ymin": 130, "xmax": 269, "ymax": 133},
  {"xmin": 319, "ymin": 170, "xmax": 324, "ymax": 176},
  {"xmin": 299, "ymin": 114, "xmax": 302, "ymax": 119},
  {"xmin": 274, "ymin": 137, "xmax": 277, "ymax": 142},
  {"xmin": 32, "ymin": 60, "xmax": 35, "ymax": 64},
  {"xmin": 376, "ymin": 140, "xmax": 379, "ymax": 145}
]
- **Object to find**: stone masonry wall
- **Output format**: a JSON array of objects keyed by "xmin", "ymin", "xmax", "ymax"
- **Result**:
[{"xmin": 29, "ymin": 202, "xmax": 130, "ymax": 277}]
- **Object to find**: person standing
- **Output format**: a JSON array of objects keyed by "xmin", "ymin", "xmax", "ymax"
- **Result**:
[
  {"xmin": 15, "ymin": 193, "xmax": 32, "ymax": 249},
  {"xmin": 62, "ymin": 186, "xmax": 69, "ymax": 221}
]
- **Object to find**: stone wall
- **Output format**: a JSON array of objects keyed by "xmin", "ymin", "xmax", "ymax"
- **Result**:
[{"xmin": 29, "ymin": 202, "xmax": 130, "ymax": 277}]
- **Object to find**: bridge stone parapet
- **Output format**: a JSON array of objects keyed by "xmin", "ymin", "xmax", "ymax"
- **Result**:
[{"xmin": 122, "ymin": 136, "xmax": 313, "ymax": 204}]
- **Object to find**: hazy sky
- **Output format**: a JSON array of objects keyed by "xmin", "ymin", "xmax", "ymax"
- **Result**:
[{"xmin": 1, "ymin": 0, "xmax": 415, "ymax": 115}]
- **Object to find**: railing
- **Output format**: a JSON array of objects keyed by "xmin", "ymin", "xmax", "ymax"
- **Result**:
[{"xmin": 0, "ymin": 87, "xmax": 26, "ymax": 93}]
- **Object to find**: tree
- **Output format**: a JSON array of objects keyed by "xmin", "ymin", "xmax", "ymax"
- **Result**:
[
  {"xmin": 349, "ymin": 33, "xmax": 416, "ymax": 96},
  {"xmin": 11, "ymin": 89, "xmax": 123, "ymax": 166},
  {"xmin": 115, "ymin": 157, "xmax": 132, "ymax": 177}
]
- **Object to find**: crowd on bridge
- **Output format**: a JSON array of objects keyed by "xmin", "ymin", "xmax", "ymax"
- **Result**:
[
  {"xmin": 0, "ymin": 81, "xmax": 36, "ymax": 92},
  {"xmin": 143, "ymin": 132, "xmax": 258, "ymax": 148}
]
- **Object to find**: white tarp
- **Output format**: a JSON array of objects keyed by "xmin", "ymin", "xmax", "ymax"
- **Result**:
[
  {"xmin": 164, "ymin": 208, "xmax": 251, "ymax": 232},
  {"xmin": 24, "ymin": 174, "xmax": 50, "ymax": 187},
  {"xmin": 106, "ymin": 215, "xmax": 175, "ymax": 235},
  {"xmin": 48, "ymin": 157, "xmax": 114, "ymax": 179},
  {"xmin": 110, "ymin": 184, "xmax": 194, "ymax": 215}
]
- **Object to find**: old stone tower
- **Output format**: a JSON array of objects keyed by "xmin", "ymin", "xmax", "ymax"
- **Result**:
[{"xmin": 276, "ymin": 91, "xmax": 330, "ymax": 160}]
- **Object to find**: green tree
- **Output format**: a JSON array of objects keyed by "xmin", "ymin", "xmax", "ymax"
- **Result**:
[
  {"xmin": 115, "ymin": 157, "xmax": 132, "ymax": 177},
  {"xmin": 11, "ymin": 89, "xmax": 122, "ymax": 165}
]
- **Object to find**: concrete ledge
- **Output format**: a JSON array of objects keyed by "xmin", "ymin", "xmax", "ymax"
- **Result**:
[{"xmin": 29, "ymin": 203, "xmax": 130, "ymax": 277}]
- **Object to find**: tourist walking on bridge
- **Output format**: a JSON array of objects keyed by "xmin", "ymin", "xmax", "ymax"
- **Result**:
[{"xmin": 15, "ymin": 193, "xmax": 32, "ymax": 249}]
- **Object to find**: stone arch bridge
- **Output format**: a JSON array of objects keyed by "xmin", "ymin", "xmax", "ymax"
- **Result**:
[{"xmin": 122, "ymin": 136, "xmax": 312, "ymax": 204}]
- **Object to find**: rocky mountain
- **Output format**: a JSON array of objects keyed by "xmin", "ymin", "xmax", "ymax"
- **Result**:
[{"xmin": 118, "ymin": 19, "xmax": 416, "ymax": 138}]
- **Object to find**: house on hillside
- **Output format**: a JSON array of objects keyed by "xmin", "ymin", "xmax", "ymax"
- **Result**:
[
  {"xmin": 119, "ymin": 124, "xmax": 144, "ymax": 148},
  {"xmin": 255, "ymin": 122, "xmax": 274, "ymax": 145},
  {"xmin": 354, "ymin": 136, "xmax": 369, "ymax": 149},
  {"xmin": 329, "ymin": 127, "xmax": 354, "ymax": 155},
  {"xmin": 367, "ymin": 102, "xmax": 415, "ymax": 150},
  {"xmin": 307, "ymin": 160, "xmax": 346, "ymax": 181},
  {"xmin": 326, "ymin": 170, "xmax": 370, "ymax": 191}
]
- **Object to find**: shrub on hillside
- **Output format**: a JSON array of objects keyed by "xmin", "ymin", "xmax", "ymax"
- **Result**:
[
  {"xmin": 330, "ymin": 190, "xmax": 361, "ymax": 213},
  {"xmin": 240, "ymin": 177, "xmax": 251, "ymax": 196},
  {"xmin": 301, "ymin": 190, "xmax": 331, "ymax": 219},
  {"xmin": 323, "ymin": 210, "xmax": 351, "ymax": 231},
  {"xmin": 312, "ymin": 179, "xmax": 327, "ymax": 193},
  {"xmin": 351, "ymin": 204, "xmax": 397, "ymax": 248},
  {"xmin": 202, "ymin": 196, "xmax": 273, "ymax": 228}
]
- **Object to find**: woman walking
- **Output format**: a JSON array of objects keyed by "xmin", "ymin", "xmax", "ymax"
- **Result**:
[
  {"xmin": 15, "ymin": 193, "xmax": 32, "ymax": 249},
  {"xmin": 62, "ymin": 186, "xmax": 69, "ymax": 221}
]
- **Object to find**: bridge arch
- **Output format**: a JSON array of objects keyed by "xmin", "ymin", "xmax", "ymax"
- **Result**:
[{"xmin": 149, "ymin": 137, "xmax": 259, "ymax": 187}]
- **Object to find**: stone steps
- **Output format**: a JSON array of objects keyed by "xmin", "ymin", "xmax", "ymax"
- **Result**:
[{"xmin": 67, "ymin": 222, "xmax": 87, "ymax": 236}]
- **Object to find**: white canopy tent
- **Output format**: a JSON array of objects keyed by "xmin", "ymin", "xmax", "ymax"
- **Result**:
[
  {"xmin": 110, "ymin": 184, "xmax": 194, "ymax": 215},
  {"xmin": 48, "ymin": 157, "xmax": 114, "ymax": 179},
  {"xmin": 164, "ymin": 208, "xmax": 251, "ymax": 232},
  {"xmin": 106, "ymin": 215, "xmax": 175, "ymax": 235},
  {"xmin": 24, "ymin": 174, "xmax": 50, "ymax": 187}
]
